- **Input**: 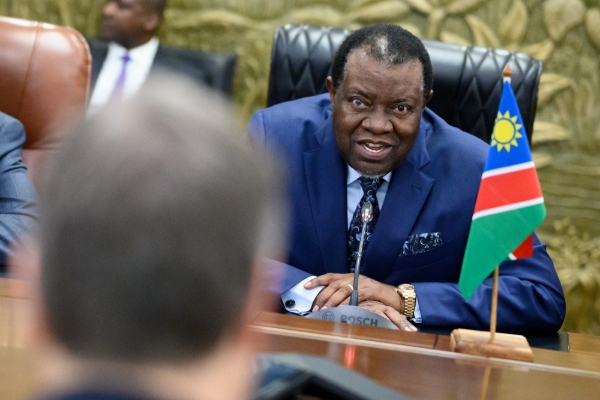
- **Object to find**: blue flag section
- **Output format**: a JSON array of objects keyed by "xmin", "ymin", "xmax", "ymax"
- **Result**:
[{"xmin": 484, "ymin": 80, "xmax": 533, "ymax": 172}]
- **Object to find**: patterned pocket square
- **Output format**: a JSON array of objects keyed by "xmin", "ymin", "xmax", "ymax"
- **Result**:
[{"xmin": 401, "ymin": 232, "xmax": 443, "ymax": 256}]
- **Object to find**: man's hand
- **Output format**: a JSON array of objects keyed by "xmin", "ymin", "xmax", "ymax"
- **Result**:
[
  {"xmin": 304, "ymin": 273, "xmax": 404, "ymax": 313},
  {"xmin": 359, "ymin": 300, "xmax": 417, "ymax": 331}
]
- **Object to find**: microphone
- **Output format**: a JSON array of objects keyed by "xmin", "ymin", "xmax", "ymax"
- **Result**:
[
  {"xmin": 304, "ymin": 200, "xmax": 398, "ymax": 329},
  {"xmin": 350, "ymin": 201, "xmax": 372, "ymax": 306}
]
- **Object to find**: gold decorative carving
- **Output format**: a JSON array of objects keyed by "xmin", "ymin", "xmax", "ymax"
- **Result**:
[
  {"xmin": 499, "ymin": 0, "xmax": 527, "ymax": 47},
  {"xmin": 537, "ymin": 73, "xmax": 575, "ymax": 108},
  {"xmin": 545, "ymin": 218, "xmax": 600, "ymax": 335},
  {"xmin": 542, "ymin": 0, "xmax": 586, "ymax": 42},
  {"xmin": 585, "ymin": 8, "xmax": 600, "ymax": 50}
]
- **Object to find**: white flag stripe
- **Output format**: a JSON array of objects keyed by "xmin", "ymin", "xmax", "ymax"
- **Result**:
[
  {"xmin": 508, "ymin": 253, "xmax": 516, "ymax": 260},
  {"xmin": 482, "ymin": 161, "xmax": 535, "ymax": 179},
  {"xmin": 472, "ymin": 197, "xmax": 544, "ymax": 220}
]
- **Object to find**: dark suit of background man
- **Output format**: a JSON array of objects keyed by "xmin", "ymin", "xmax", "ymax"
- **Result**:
[
  {"xmin": 0, "ymin": 112, "xmax": 37, "ymax": 272},
  {"xmin": 17, "ymin": 74, "xmax": 284, "ymax": 400},
  {"xmin": 87, "ymin": 0, "xmax": 235, "ymax": 115},
  {"xmin": 249, "ymin": 24, "xmax": 566, "ymax": 333}
]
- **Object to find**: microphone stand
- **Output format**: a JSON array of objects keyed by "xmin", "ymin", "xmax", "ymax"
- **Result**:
[
  {"xmin": 305, "ymin": 201, "xmax": 398, "ymax": 330},
  {"xmin": 349, "ymin": 202, "xmax": 372, "ymax": 306}
]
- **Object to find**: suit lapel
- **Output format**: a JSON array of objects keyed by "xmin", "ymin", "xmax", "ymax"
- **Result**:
[
  {"xmin": 87, "ymin": 39, "xmax": 109, "ymax": 93},
  {"xmin": 363, "ymin": 124, "xmax": 434, "ymax": 282},
  {"xmin": 152, "ymin": 45, "xmax": 165, "ymax": 70},
  {"xmin": 304, "ymin": 122, "xmax": 348, "ymax": 275}
]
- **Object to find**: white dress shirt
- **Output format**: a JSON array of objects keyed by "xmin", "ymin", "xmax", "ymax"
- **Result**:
[
  {"xmin": 88, "ymin": 37, "xmax": 159, "ymax": 116},
  {"xmin": 281, "ymin": 165, "xmax": 422, "ymax": 323}
]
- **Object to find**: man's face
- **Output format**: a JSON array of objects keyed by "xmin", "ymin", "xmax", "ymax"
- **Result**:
[
  {"xmin": 101, "ymin": 0, "xmax": 157, "ymax": 49},
  {"xmin": 327, "ymin": 50, "xmax": 430, "ymax": 177}
]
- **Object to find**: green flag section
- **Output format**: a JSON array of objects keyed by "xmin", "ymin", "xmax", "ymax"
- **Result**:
[{"xmin": 459, "ymin": 202, "xmax": 546, "ymax": 300}]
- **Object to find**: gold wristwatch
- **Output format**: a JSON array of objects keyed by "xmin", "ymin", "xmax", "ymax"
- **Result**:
[{"xmin": 396, "ymin": 284, "xmax": 416, "ymax": 319}]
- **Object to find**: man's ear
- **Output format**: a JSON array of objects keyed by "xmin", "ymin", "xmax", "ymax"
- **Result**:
[
  {"xmin": 326, "ymin": 76, "xmax": 337, "ymax": 107},
  {"xmin": 143, "ymin": 13, "xmax": 161, "ymax": 32},
  {"xmin": 424, "ymin": 90, "xmax": 433, "ymax": 108}
]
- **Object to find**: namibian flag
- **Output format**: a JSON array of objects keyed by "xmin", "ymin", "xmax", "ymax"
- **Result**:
[{"xmin": 458, "ymin": 77, "xmax": 546, "ymax": 300}]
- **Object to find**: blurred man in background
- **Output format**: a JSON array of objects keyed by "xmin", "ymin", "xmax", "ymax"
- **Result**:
[
  {"xmin": 21, "ymin": 75, "xmax": 284, "ymax": 400},
  {"xmin": 88, "ymin": 0, "xmax": 235, "ymax": 115}
]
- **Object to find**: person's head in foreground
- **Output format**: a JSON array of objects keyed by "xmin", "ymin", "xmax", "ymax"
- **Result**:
[
  {"xmin": 23, "ymin": 74, "xmax": 284, "ymax": 400},
  {"xmin": 326, "ymin": 23, "xmax": 433, "ymax": 178},
  {"xmin": 101, "ymin": 0, "xmax": 167, "ymax": 49}
]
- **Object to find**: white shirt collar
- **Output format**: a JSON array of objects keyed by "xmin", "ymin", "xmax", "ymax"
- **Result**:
[
  {"xmin": 346, "ymin": 165, "xmax": 392, "ymax": 185},
  {"xmin": 107, "ymin": 37, "xmax": 159, "ymax": 66}
]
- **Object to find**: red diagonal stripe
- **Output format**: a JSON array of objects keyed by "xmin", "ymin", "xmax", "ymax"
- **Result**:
[
  {"xmin": 474, "ymin": 168, "xmax": 542, "ymax": 214},
  {"xmin": 512, "ymin": 235, "xmax": 533, "ymax": 259}
]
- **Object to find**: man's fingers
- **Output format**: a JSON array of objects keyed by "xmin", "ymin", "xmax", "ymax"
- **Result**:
[
  {"xmin": 311, "ymin": 284, "xmax": 337, "ymax": 312},
  {"xmin": 383, "ymin": 307, "xmax": 417, "ymax": 332},
  {"xmin": 304, "ymin": 273, "xmax": 346, "ymax": 289},
  {"xmin": 321, "ymin": 284, "xmax": 355, "ymax": 309},
  {"xmin": 357, "ymin": 301, "xmax": 417, "ymax": 332},
  {"xmin": 361, "ymin": 304, "xmax": 391, "ymax": 321},
  {"xmin": 313, "ymin": 282, "xmax": 355, "ymax": 311}
]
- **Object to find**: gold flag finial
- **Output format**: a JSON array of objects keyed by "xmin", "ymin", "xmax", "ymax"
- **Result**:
[{"xmin": 503, "ymin": 64, "xmax": 513, "ymax": 79}]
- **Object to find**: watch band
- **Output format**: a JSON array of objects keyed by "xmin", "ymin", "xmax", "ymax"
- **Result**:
[{"xmin": 396, "ymin": 284, "xmax": 416, "ymax": 319}]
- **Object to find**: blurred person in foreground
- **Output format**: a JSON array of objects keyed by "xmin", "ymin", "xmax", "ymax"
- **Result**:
[{"xmin": 19, "ymin": 74, "xmax": 285, "ymax": 400}]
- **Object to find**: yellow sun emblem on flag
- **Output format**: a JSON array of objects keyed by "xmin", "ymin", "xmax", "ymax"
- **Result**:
[{"xmin": 491, "ymin": 111, "xmax": 523, "ymax": 152}]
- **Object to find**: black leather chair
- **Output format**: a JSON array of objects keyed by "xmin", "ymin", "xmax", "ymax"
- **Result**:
[{"xmin": 267, "ymin": 24, "xmax": 542, "ymax": 144}]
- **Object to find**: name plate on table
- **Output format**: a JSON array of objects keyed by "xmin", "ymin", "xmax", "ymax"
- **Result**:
[{"xmin": 304, "ymin": 305, "xmax": 399, "ymax": 330}]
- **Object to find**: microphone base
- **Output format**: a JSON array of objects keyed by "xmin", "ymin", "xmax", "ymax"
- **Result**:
[{"xmin": 304, "ymin": 305, "xmax": 399, "ymax": 330}]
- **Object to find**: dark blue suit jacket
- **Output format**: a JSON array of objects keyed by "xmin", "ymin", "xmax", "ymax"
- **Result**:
[
  {"xmin": 0, "ymin": 112, "xmax": 38, "ymax": 271},
  {"xmin": 249, "ymin": 94, "xmax": 565, "ymax": 333}
]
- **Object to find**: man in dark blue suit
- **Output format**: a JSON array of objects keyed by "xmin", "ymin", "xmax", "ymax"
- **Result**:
[
  {"xmin": 0, "ymin": 111, "xmax": 38, "ymax": 272},
  {"xmin": 248, "ymin": 24, "xmax": 565, "ymax": 333}
]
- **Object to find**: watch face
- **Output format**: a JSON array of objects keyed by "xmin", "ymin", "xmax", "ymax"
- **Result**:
[{"xmin": 399, "ymin": 284, "xmax": 414, "ymax": 291}]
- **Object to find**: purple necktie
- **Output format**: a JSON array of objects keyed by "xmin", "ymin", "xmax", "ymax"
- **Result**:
[{"xmin": 110, "ymin": 52, "xmax": 131, "ymax": 99}]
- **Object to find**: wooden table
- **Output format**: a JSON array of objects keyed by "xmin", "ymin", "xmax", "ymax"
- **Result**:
[
  {"xmin": 3, "ymin": 277, "xmax": 600, "ymax": 399},
  {"xmin": 250, "ymin": 312, "xmax": 600, "ymax": 399},
  {"xmin": 0, "ymin": 278, "xmax": 35, "ymax": 400}
]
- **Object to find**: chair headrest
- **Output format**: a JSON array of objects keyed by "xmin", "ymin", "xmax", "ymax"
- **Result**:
[{"xmin": 0, "ymin": 16, "xmax": 91, "ymax": 149}]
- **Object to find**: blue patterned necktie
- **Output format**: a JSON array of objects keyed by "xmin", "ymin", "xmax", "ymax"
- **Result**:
[{"xmin": 347, "ymin": 176, "xmax": 384, "ymax": 272}]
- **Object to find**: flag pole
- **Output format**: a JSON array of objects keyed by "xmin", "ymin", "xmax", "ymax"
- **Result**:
[
  {"xmin": 486, "ymin": 65, "xmax": 512, "ymax": 345},
  {"xmin": 478, "ymin": 365, "xmax": 492, "ymax": 400},
  {"xmin": 450, "ymin": 62, "xmax": 535, "ymax": 362},
  {"xmin": 488, "ymin": 266, "xmax": 499, "ymax": 344}
]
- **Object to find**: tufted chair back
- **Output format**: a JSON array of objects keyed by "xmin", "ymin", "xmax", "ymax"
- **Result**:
[
  {"xmin": 0, "ymin": 16, "xmax": 91, "ymax": 189},
  {"xmin": 267, "ymin": 24, "xmax": 542, "ymax": 144}
]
